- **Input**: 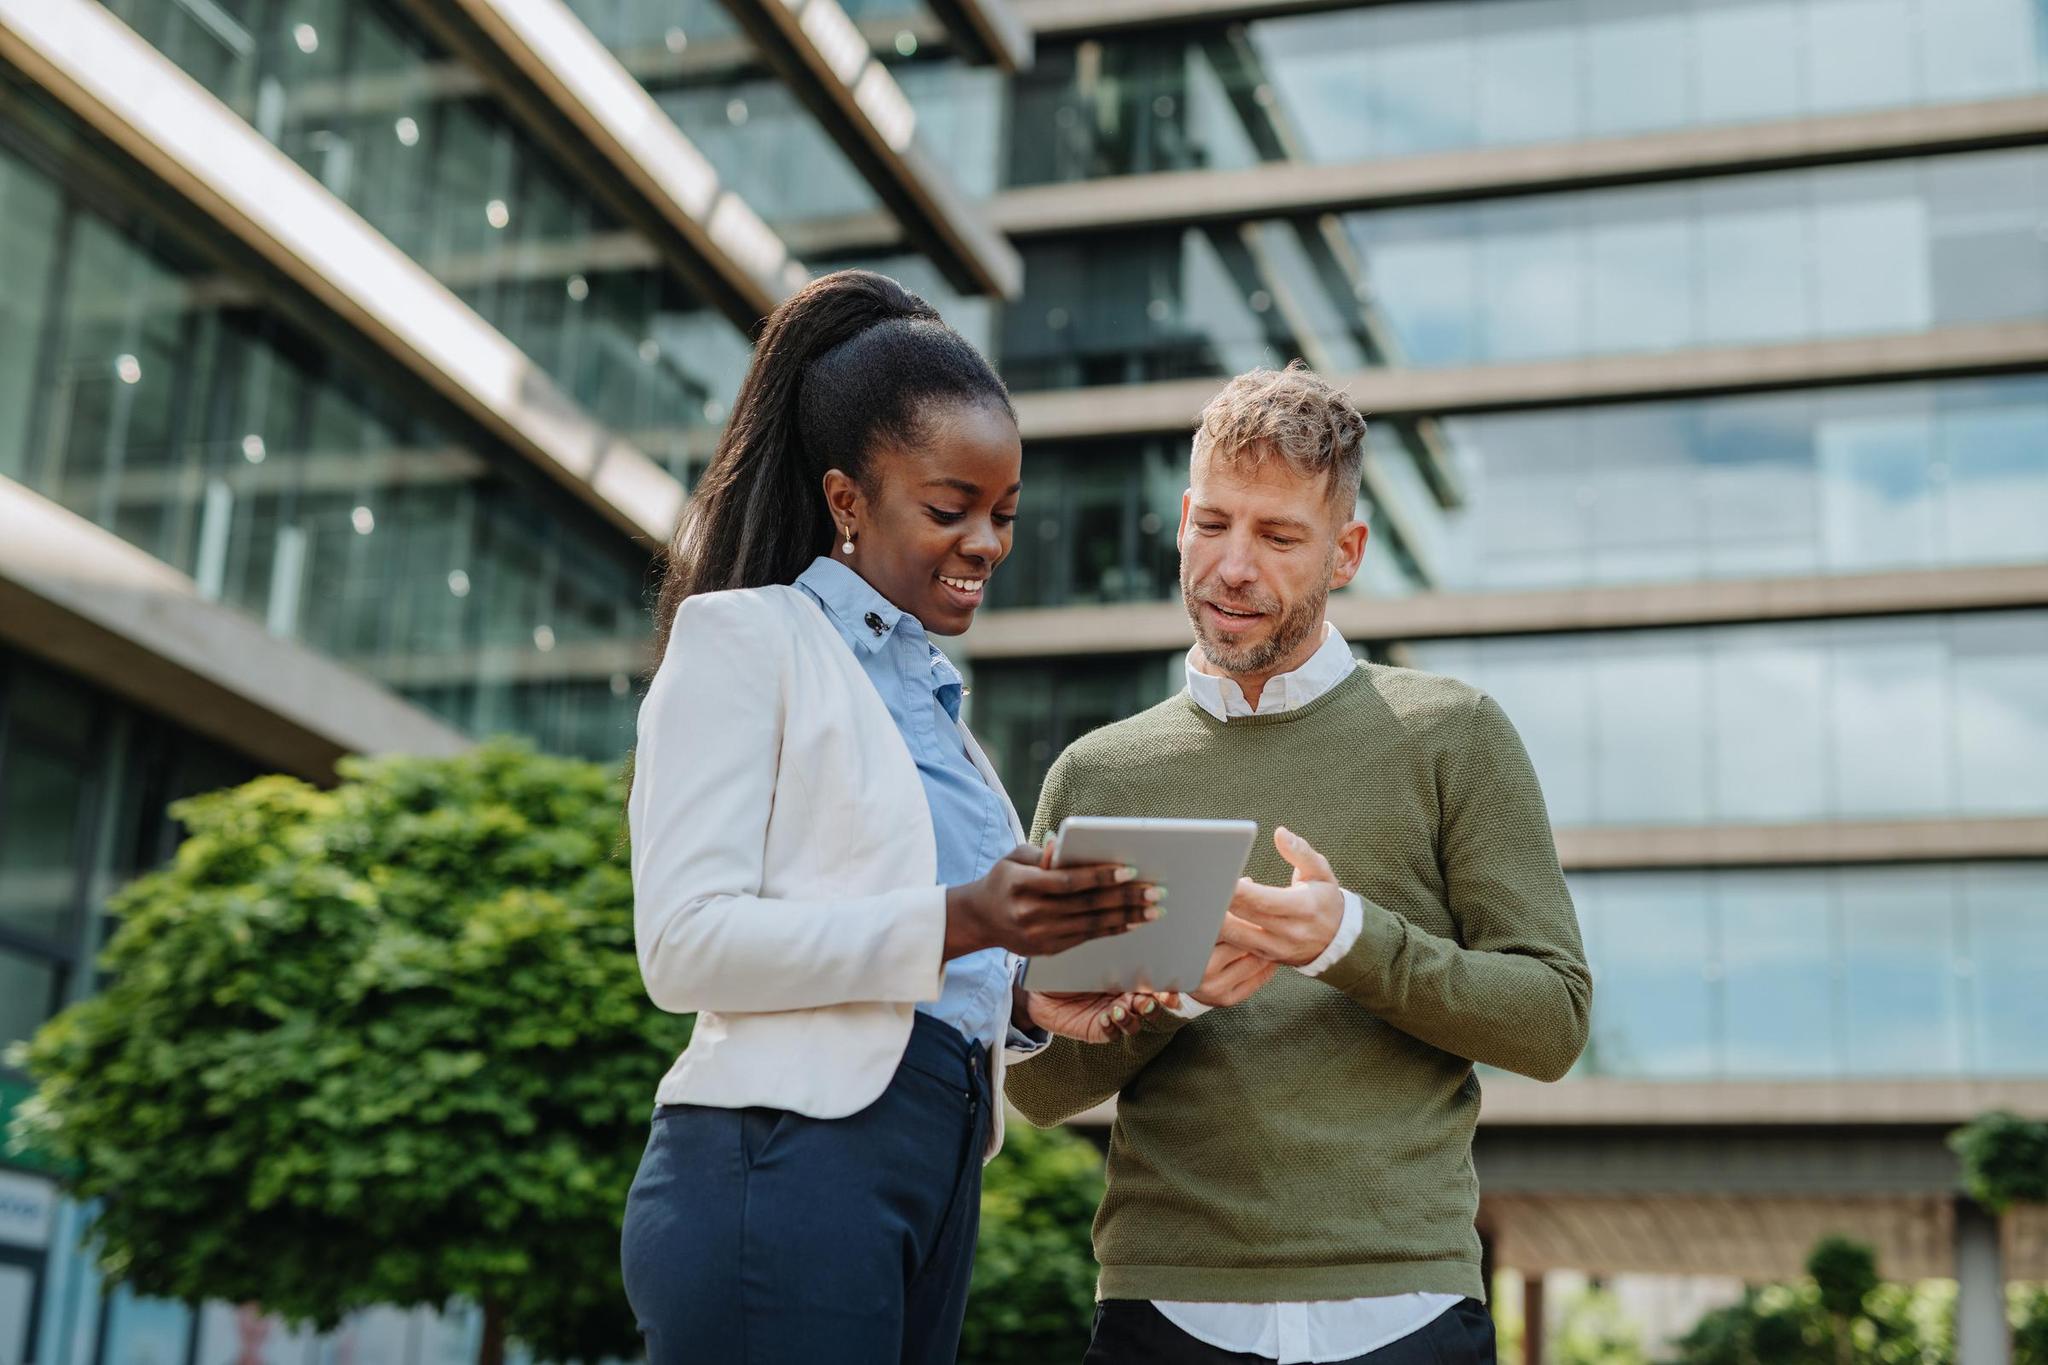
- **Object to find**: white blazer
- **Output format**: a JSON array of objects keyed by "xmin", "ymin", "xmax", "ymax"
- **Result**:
[{"xmin": 628, "ymin": 583, "xmax": 1028, "ymax": 1159}]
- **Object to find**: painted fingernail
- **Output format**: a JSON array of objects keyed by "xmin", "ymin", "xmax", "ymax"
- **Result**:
[
  {"xmin": 1143, "ymin": 907, "xmax": 1162, "ymax": 922},
  {"xmin": 1145, "ymin": 887, "xmax": 1166, "ymax": 904},
  {"xmin": 1111, "ymin": 1005, "xmax": 1127, "ymax": 1021},
  {"xmin": 1099, "ymin": 1011, "xmax": 1113, "ymax": 1028},
  {"xmin": 1138, "ymin": 999, "xmax": 1157, "ymax": 1014},
  {"xmin": 1115, "ymin": 865, "xmax": 1138, "ymax": 882}
]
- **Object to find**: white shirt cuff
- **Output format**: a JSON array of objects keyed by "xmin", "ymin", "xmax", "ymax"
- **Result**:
[
  {"xmin": 1167, "ymin": 996, "xmax": 1213, "ymax": 1020},
  {"xmin": 1299, "ymin": 891, "xmax": 1366, "ymax": 979}
]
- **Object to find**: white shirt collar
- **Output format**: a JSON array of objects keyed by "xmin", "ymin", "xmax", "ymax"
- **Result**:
[{"xmin": 1185, "ymin": 622, "xmax": 1356, "ymax": 722}]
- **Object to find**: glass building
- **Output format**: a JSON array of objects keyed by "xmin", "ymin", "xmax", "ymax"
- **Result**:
[{"xmin": 0, "ymin": 0, "xmax": 2043, "ymax": 1361}]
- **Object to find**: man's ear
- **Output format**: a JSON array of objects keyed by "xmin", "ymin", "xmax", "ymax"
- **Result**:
[{"xmin": 1328, "ymin": 518, "xmax": 1370, "ymax": 591}]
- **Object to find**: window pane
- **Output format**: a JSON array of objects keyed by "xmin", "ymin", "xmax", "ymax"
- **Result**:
[
  {"xmin": 1964, "ymin": 864, "xmax": 2048, "ymax": 1074},
  {"xmin": 1840, "ymin": 868, "xmax": 1965, "ymax": 1076},
  {"xmin": 0, "ymin": 743, "xmax": 89, "ymax": 946},
  {"xmin": 1807, "ymin": 0, "xmax": 1917, "ymax": 113},
  {"xmin": 1710, "ymin": 629, "xmax": 1831, "ymax": 822},
  {"xmin": 1593, "ymin": 634, "xmax": 1709, "ymax": 824},
  {"xmin": 1951, "ymin": 614, "xmax": 2048, "ymax": 813},
  {"xmin": 1718, "ymin": 871, "xmax": 1840, "ymax": 1077},
  {"xmin": 1828, "ymin": 621, "xmax": 1953, "ymax": 818},
  {"xmin": 1579, "ymin": 874, "xmax": 1716, "ymax": 1078},
  {"xmin": 0, "ymin": 952, "xmax": 61, "ymax": 1056}
]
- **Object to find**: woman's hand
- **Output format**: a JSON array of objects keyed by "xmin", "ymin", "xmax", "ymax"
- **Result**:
[
  {"xmin": 945, "ymin": 845, "xmax": 1161, "ymax": 960},
  {"xmin": 1024, "ymin": 989, "xmax": 1179, "ymax": 1043}
]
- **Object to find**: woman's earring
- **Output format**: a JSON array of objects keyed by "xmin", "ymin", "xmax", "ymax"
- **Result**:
[{"xmin": 840, "ymin": 525, "xmax": 855, "ymax": 556}]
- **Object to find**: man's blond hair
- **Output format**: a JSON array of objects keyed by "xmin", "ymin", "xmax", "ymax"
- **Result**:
[{"xmin": 1190, "ymin": 360, "xmax": 1367, "ymax": 513}]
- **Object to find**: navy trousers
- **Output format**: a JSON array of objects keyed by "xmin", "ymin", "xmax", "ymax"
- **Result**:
[
  {"xmin": 621, "ymin": 1014, "xmax": 992, "ymax": 1365},
  {"xmin": 1083, "ymin": 1298, "xmax": 1498, "ymax": 1365}
]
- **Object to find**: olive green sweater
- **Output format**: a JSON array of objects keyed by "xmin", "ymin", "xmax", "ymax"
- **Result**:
[{"xmin": 1006, "ymin": 663, "xmax": 1591, "ymax": 1304}]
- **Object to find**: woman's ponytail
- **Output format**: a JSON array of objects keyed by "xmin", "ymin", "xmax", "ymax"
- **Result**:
[{"xmin": 649, "ymin": 269, "xmax": 1010, "ymax": 665}]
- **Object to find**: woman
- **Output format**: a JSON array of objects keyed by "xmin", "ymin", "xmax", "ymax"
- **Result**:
[{"xmin": 622, "ymin": 270, "xmax": 1162, "ymax": 1365}]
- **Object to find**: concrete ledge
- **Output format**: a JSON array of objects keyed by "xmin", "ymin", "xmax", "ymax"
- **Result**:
[
  {"xmin": 1478, "ymin": 1078, "xmax": 2048, "ymax": 1129},
  {"xmin": 1060, "ymin": 1077, "xmax": 2048, "ymax": 1133},
  {"xmin": 1011, "ymin": 322, "xmax": 2048, "ymax": 440},
  {"xmin": 991, "ymin": 95, "xmax": 2048, "ymax": 235},
  {"xmin": 1555, "ymin": 817, "xmax": 2048, "ymax": 870},
  {"xmin": 0, "ymin": 0, "xmax": 685, "ymax": 546},
  {"xmin": 0, "ymin": 478, "xmax": 471, "ymax": 781},
  {"xmin": 961, "ymin": 563, "xmax": 2048, "ymax": 659}
]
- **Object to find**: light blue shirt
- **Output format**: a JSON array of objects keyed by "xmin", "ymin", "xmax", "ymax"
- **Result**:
[{"xmin": 796, "ymin": 557, "xmax": 1042, "ymax": 1054}]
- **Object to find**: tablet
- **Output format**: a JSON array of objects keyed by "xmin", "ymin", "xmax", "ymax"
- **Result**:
[{"xmin": 1026, "ymin": 816, "xmax": 1259, "ymax": 994}]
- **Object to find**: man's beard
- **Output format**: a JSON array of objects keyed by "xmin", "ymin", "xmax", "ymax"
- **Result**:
[{"xmin": 1182, "ymin": 558, "xmax": 1332, "ymax": 678}]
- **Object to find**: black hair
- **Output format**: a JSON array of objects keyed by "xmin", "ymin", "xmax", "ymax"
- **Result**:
[{"xmin": 650, "ymin": 269, "xmax": 1014, "ymax": 664}]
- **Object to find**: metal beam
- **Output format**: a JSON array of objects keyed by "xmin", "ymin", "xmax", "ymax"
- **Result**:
[
  {"xmin": 714, "ymin": 0, "xmax": 1023, "ymax": 298},
  {"xmin": 403, "ymin": 0, "xmax": 806, "ymax": 329},
  {"xmin": 921, "ymin": 0, "xmax": 1036, "ymax": 71},
  {"xmin": 0, "ymin": 0, "xmax": 687, "ymax": 547},
  {"xmin": 1016, "ymin": 0, "xmax": 1390, "ymax": 34},
  {"xmin": 991, "ymin": 94, "xmax": 2048, "ymax": 234},
  {"xmin": 0, "ymin": 479, "xmax": 470, "ymax": 783},
  {"xmin": 960, "ymin": 562, "xmax": 2048, "ymax": 659},
  {"xmin": 1011, "ymin": 320, "xmax": 2048, "ymax": 440}
]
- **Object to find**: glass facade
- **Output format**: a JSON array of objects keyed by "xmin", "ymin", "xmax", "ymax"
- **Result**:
[
  {"xmin": 565, "ymin": 0, "xmax": 1007, "ymax": 234},
  {"xmin": 1573, "ymin": 862, "xmax": 2048, "ymax": 1080},
  {"xmin": 97, "ymin": 0, "xmax": 750, "ymax": 464},
  {"xmin": 1429, "ymin": 376, "xmax": 2048, "ymax": 590},
  {"xmin": 0, "ymin": 648, "xmax": 250, "ymax": 1064},
  {"xmin": 1002, "ymin": 146, "xmax": 2048, "ymax": 386},
  {"xmin": 0, "ymin": 98, "xmax": 649, "ymax": 761},
  {"xmin": 1007, "ymin": 0, "xmax": 2048, "ymax": 184},
  {"xmin": 971, "ymin": 653, "xmax": 1185, "ymax": 809},
  {"xmin": 1407, "ymin": 611, "xmax": 2048, "ymax": 828}
]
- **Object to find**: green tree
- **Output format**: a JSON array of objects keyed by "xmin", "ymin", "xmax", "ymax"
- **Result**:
[
  {"xmin": 1950, "ymin": 1112, "xmax": 2048, "ymax": 1211},
  {"xmin": 1810, "ymin": 1238, "xmax": 1882, "ymax": 1365},
  {"xmin": 2015, "ymin": 1289, "xmax": 2048, "ymax": 1365},
  {"xmin": 1664, "ymin": 1255, "xmax": 1961, "ymax": 1365},
  {"xmin": 962, "ymin": 1121, "xmax": 1106, "ymax": 1364},
  {"xmin": 1552, "ymin": 1286, "xmax": 1649, "ymax": 1365},
  {"xmin": 8, "ymin": 743, "xmax": 686, "ymax": 1365}
]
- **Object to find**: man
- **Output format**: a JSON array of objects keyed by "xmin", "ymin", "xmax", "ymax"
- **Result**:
[{"xmin": 1006, "ymin": 362, "xmax": 1592, "ymax": 1365}]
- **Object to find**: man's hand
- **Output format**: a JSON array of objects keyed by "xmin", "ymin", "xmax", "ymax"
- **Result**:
[
  {"xmin": 1025, "ymin": 989, "xmax": 1177, "ymax": 1042},
  {"xmin": 1189, "ymin": 940, "xmax": 1277, "ymax": 1007},
  {"xmin": 1217, "ymin": 826, "xmax": 1345, "ymax": 968}
]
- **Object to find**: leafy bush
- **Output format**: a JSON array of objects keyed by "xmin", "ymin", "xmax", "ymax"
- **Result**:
[
  {"xmin": 9, "ymin": 744, "xmax": 687, "ymax": 1365},
  {"xmin": 1665, "ymin": 1243, "xmax": 1955, "ymax": 1365},
  {"xmin": 963, "ymin": 1121, "xmax": 1106, "ymax": 1364},
  {"xmin": 1552, "ymin": 1286, "xmax": 1649, "ymax": 1365},
  {"xmin": 1951, "ymin": 1113, "xmax": 2048, "ymax": 1212}
]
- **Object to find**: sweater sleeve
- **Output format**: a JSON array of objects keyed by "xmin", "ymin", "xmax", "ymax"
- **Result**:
[
  {"xmin": 1316, "ymin": 692, "xmax": 1592, "ymax": 1082},
  {"xmin": 1003, "ymin": 750, "xmax": 1192, "ymax": 1127}
]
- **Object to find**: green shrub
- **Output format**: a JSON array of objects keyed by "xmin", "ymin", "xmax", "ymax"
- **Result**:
[
  {"xmin": 10, "ymin": 743, "xmax": 686, "ymax": 1365},
  {"xmin": 1951, "ymin": 1113, "xmax": 2048, "ymax": 1212},
  {"xmin": 963, "ymin": 1121, "xmax": 1106, "ymax": 1364}
]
